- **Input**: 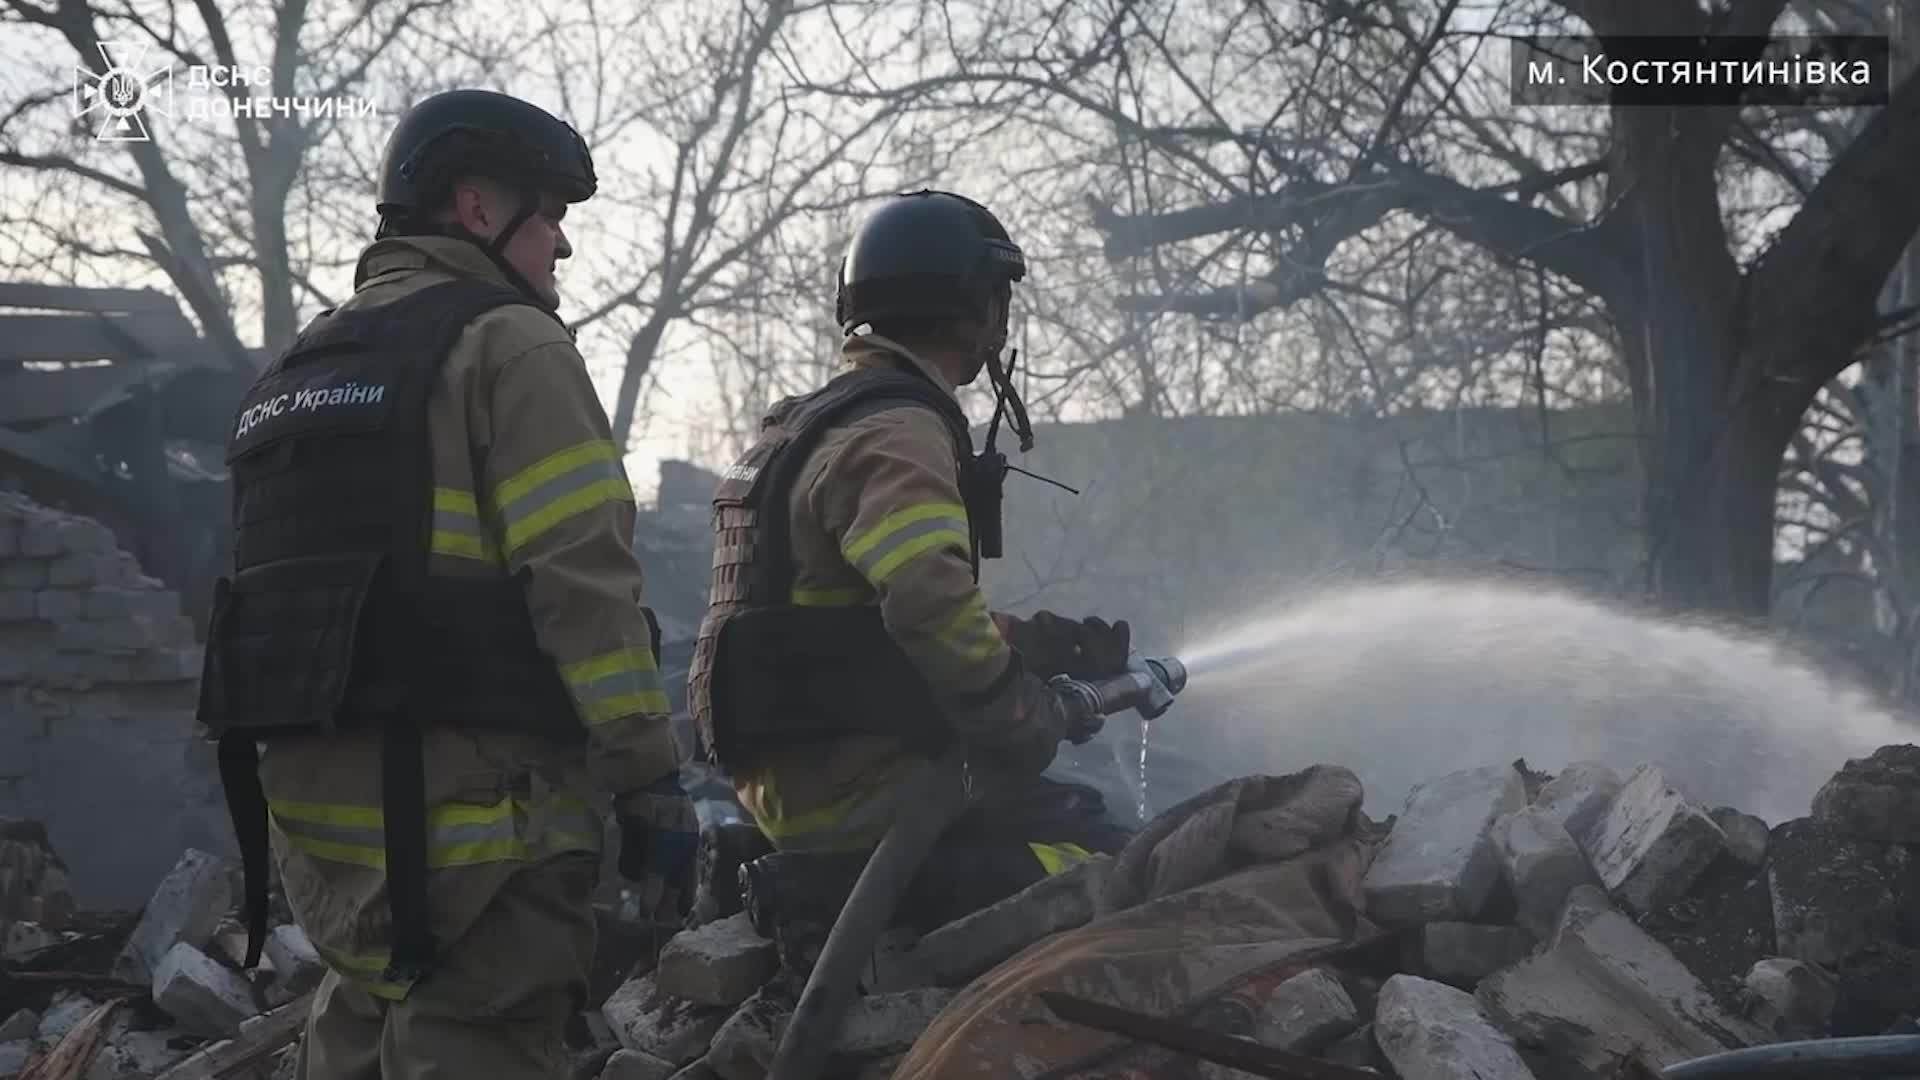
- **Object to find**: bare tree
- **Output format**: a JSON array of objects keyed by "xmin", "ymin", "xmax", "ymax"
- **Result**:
[
  {"xmin": 826, "ymin": 0, "xmax": 1920, "ymax": 617},
  {"xmin": 0, "ymin": 0, "xmax": 468, "ymax": 363},
  {"xmin": 530, "ymin": 0, "xmax": 957, "ymax": 452}
]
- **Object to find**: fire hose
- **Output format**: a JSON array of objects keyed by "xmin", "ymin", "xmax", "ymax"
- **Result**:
[{"xmin": 764, "ymin": 652, "xmax": 1190, "ymax": 1080}]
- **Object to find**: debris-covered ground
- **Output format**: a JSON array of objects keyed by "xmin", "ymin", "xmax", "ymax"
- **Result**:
[{"xmin": 4, "ymin": 745, "xmax": 1917, "ymax": 1079}]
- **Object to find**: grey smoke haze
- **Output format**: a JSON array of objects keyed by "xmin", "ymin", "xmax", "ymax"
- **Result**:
[{"xmin": 1152, "ymin": 580, "xmax": 1918, "ymax": 825}]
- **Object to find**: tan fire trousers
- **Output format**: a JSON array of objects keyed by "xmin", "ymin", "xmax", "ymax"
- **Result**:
[{"xmin": 294, "ymin": 851, "xmax": 599, "ymax": 1080}]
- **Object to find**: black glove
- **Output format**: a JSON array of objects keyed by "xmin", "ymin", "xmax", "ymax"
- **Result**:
[
  {"xmin": 617, "ymin": 773, "xmax": 699, "ymax": 926},
  {"xmin": 975, "ymin": 669, "xmax": 1073, "ymax": 776},
  {"xmin": 999, "ymin": 611, "xmax": 1132, "ymax": 681}
]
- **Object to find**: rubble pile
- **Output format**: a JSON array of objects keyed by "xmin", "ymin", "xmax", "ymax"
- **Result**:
[
  {"xmin": 1, "ymin": 846, "xmax": 315, "ymax": 1080},
  {"xmin": 0, "ymin": 492, "xmax": 231, "ymax": 913},
  {"xmin": 579, "ymin": 746, "xmax": 1920, "ymax": 1080},
  {"xmin": 3, "ymin": 743, "xmax": 1916, "ymax": 1079}
]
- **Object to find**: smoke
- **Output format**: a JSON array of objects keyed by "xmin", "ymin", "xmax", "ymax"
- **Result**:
[{"xmin": 1158, "ymin": 580, "xmax": 1918, "ymax": 824}]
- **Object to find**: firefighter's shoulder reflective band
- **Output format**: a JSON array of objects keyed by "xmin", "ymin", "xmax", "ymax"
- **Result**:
[
  {"xmin": 429, "ymin": 487, "xmax": 500, "ymax": 564},
  {"xmin": 561, "ymin": 646, "xmax": 669, "ymax": 723},
  {"xmin": 492, "ymin": 438, "xmax": 630, "ymax": 558},
  {"xmin": 843, "ymin": 501, "xmax": 969, "ymax": 585},
  {"xmin": 1028, "ymin": 842, "xmax": 1095, "ymax": 876},
  {"xmin": 269, "ymin": 795, "xmax": 602, "ymax": 869}
]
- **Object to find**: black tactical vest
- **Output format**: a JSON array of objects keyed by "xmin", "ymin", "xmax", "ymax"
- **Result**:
[
  {"xmin": 196, "ymin": 278, "xmax": 579, "ymax": 982},
  {"xmin": 686, "ymin": 364, "xmax": 978, "ymax": 775}
]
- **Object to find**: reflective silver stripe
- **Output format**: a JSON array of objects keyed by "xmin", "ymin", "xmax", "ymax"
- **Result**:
[
  {"xmin": 499, "ymin": 457, "xmax": 626, "ymax": 533},
  {"xmin": 847, "ymin": 515, "xmax": 969, "ymax": 583}
]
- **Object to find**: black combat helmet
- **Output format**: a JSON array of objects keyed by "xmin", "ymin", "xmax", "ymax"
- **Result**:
[
  {"xmin": 373, "ymin": 89, "xmax": 596, "ymax": 311},
  {"xmin": 375, "ymin": 88, "xmax": 596, "ymax": 229},
  {"xmin": 835, "ymin": 190, "xmax": 1027, "ymax": 334}
]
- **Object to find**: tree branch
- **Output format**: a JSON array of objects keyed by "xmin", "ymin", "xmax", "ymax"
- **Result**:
[{"xmin": 1747, "ymin": 70, "xmax": 1920, "ymax": 385}]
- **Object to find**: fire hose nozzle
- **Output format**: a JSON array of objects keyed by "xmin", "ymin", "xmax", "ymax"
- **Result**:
[{"xmin": 1049, "ymin": 652, "xmax": 1190, "ymax": 741}]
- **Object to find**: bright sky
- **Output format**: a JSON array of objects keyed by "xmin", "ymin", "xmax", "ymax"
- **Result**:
[{"xmin": 0, "ymin": 13, "xmax": 889, "ymax": 505}]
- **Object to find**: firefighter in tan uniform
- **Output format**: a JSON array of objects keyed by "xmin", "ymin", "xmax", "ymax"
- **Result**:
[
  {"xmin": 688, "ymin": 190, "xmax": 1135, "ymax": 938},
  {"xmin": 196, "ymin": 90, "xmax": 697, "ymax": 1080}
]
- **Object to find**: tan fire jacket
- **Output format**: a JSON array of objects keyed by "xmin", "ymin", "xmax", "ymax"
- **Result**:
[
  {"xmin": 732, "ymin": 333, "xmax": 1060, "ymax": 851},
  {"xmin": 257, "ymin": 234, "xmax": 678, "ymax": 999}
]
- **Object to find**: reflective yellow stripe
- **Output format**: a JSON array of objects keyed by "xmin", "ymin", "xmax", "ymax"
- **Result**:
[
  {"xmin": 269, "ymin": 794, "xmax": 602, "ymax": 869},
  {"xmin": 843, "ymin": 502, "xmax": 969, "ymax": 585},
  {"xmin": 429, "ymin": 487, "xmax": 500, "ymax": 563},
  {"xmin": 791, "ymin": 585, "xmax": 870, "ymax": 607},
  {"xmin": 737, "ymin": 761, "xmax": 915, "ymax": 852},
  {"xmin": 560, "ymin": 647, "xmax": 669, "ymax": 723},
  {"xmin": 493, "ymin": 439, "xmax": 631, "ymax": 557},
  {"xmin": 1029, "ymin": 842, "xmax": 1095, "ymax": 876},
  {"xmin": 312, "ymin": 942, "xmax": 412, "ymax": 1001},
  {"xmin": 930, "ymin": 591, "xmax": 1003, "ymax": 666}
]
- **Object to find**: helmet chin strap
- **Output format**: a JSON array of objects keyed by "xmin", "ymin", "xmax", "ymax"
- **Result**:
[{"xmin": 380, "ymin": 188, "xmax": 558, "ymax": 316}]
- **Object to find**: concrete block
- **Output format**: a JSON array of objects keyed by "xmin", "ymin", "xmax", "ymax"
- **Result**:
[
  {"xmin": 1709, "ymin": 807, "xmax": 1769, "ymax": 868},
  {"xmin": 19, "ymin": 517, "xmax": 64, "ymax": 557},
  {"xmin": 47, "ymin": 552, "xmax": 118, "ymax": 588},
  {"xmin": 46, "ymin": 517, "xmax": 116, "ymax": 555},
  {"xmin": 0, "ymin": 560, "xmax": 48, "ymax": 588},
  {"xmin": 83, "ymin": 586, "xmax": 180, "ymax": 622},
  {"xmin": 704, "ymin": 985, "xmax": 951, "ymax": 1080},
  {"xmin": 34, "ymin": 588, "xmax": 83, "ymax": 622},
  {"xmin": 0, "ymin": 1039, "xmax": 28, "ymax": 1077},
  {"xmin": 1743, "ymin": 958, "xmax": 1836, "ymax": 1039},
  {"xmin": 705, "ymin": 986, "xmax": 787, "ymax": 1080},
  {"xmin": 55, "ymin": 615, "xmax": 164, "ymax": 653},
  {"xmin": 1533, "ymin": 762, "xmax": 1622, "ymax": 840},
  {"xmin": 1375, "ymin": 974, "xmax": 1537, "ymax": 1080},
  {"xmin": 1251, "ymin": 968, "xmax": 1358, "ymax": 1052},
  {"xmin": 601, "ymin": 974, "xmax": 729, "ymax": 1067},
  {"xmin": 1476, "ymin": 886, "xmax": 1765, "ymax": 1079},
  {"xmin": 0, "ymin": 1008, "xmax": 37, "ymax": 1042},
  {"xmin": 1415, "ymin": 923, "xmax": 1537, "ymax": 988},
  {"xmin": 909, "ymin": 854, "xmax": 1110, "ymax": 985},
  {"xmin": 656, "ymin": 913, "xmax": 777, "ymax": 1007},
  {"xmin": 1363, "ymin": 765, "xmax": 1526, "ymax": 925},
  {"xmin": 1811, "ymin": 744, "xmax": 1920, "ymax": 845},
  {"xmin": 1768, "ymin": 819, "xmax": 1906, "ymax": 967},
  {"xmin": 1580, "ymin": 765, "xmax": 1726, "ymax": 916},
  {"xmin": 113, "ymin": 848, "xmax": 237, "ymax": 986},
  {"xmin": 601, "ymin": 1048, "xmax": 678, "ymax": 1080},
  {"xmin": 0, "ymin": 589, "xmax": 32, "ymax": 622},
  {"xmin": 152, "ymin": 941, "xmax": 259, "ymax": 1038},
  {"xmin": 263, "ymin": 924, "xmax": 325, "ymax": 995},
  {"xmin": 1495, "ymin": 806, "xmax": 1598, "ymax": 940}
]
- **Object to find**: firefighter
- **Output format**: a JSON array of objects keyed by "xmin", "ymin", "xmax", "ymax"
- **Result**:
[
  {"xmin": 687, "ymin": 189, "xmax": 1134, "ymax": 934},
  {"xmin": 195, "ymin": 89, "xmax": 697, "ymax": 1079}
]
